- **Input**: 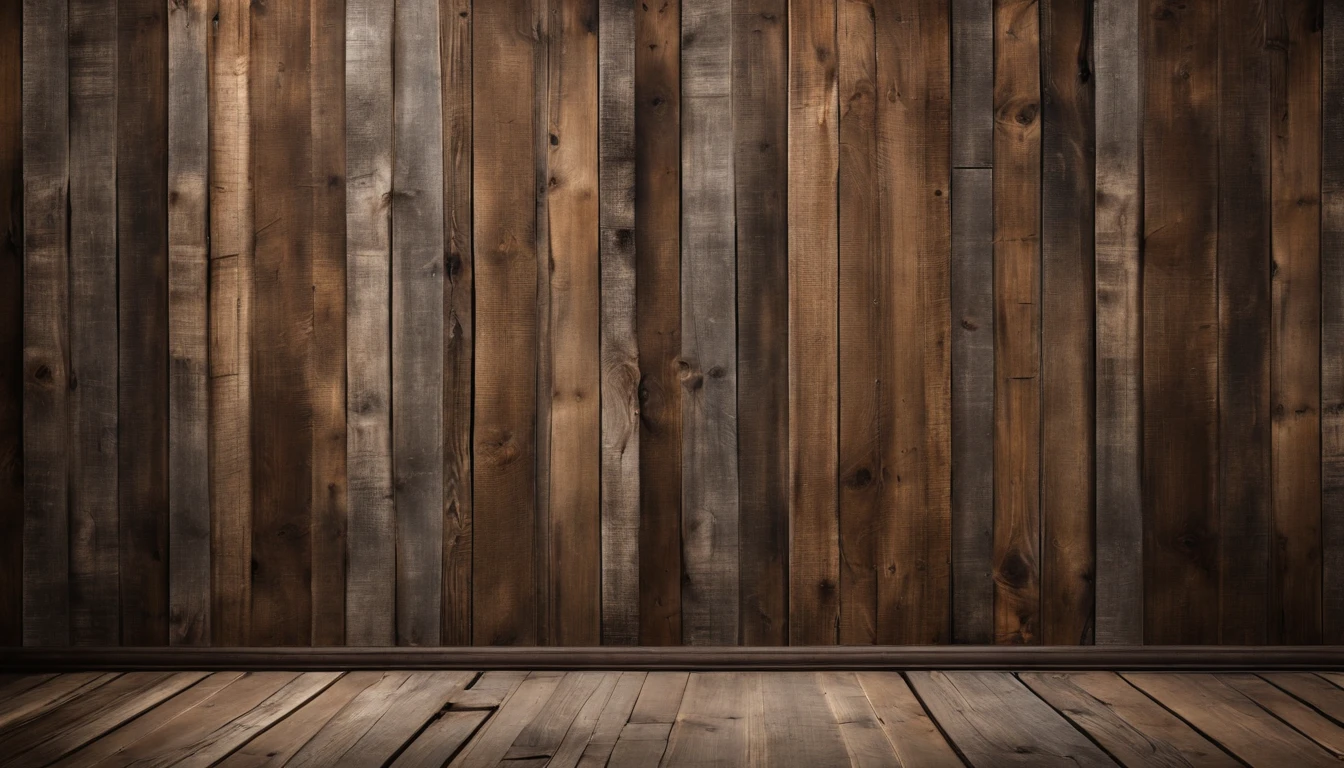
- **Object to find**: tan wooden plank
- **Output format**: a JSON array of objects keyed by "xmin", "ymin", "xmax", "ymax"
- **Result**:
[
  {"xmin": 217, "ymin": 672, "xmax": 385, "ymax": 768},
  {"xmin": 0, "ymin": 673, "xmax": 119, "ymax": 734},
  {"xmin": 661, "ymin": 673, "xmax": 757, "ymax": 766},
  {"xmin": 1221, "ymin": 674, "xmax": 1344, "ymax": 759},
  {"xmin": 629, "ymin": 671, "xmax": 690, "ymax": 724},
  {"xmin": 819, "ymin": 672, "xmax": 905, "ymax": 767},
  {"xmin": 504, "ymin": 672, "xmax": 611, "ymax": 763},
  {"xmin": 389, "ymin": 710, "xmax": 489, "ymax": 768},
  {"xmin": 449, "ymin": 673, "xmax": 566, "ymax": 766},
  {"xmin": 448, "ymin": 671, "xmax": 529, "ymax": 709},
  {"xmin": 855, "ymin": 673, "xmax": 963, "ymax": 767},
  {"xmin": 1262, "ymin": 672, "xmax": 1344, "ymax": 723},
  {"xmin": 755, "ymin": 673, "xmax": 849, "ymax": 767},
  {"xmin": 607, "ymin": 722, "xmax": 673, "ymax": 767},
  {"xmin": 539, "ymin": 674, "xmax": 623, "ymax": 767},
  {"xmin": 576, "ymin": 671, "xmax": 646, "ymax": 767}
]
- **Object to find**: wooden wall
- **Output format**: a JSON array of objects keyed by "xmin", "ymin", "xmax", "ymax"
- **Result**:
[{"xmin": 4, "ymin": 0, "xmax": 1342, "ymax": 647}]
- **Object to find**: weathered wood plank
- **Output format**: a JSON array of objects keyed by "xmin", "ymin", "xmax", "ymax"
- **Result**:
[
  {"xmin": 22, "ymin": 0, "xmax": 71, "ymax": 648},
  {"xmin": 661, "ymin": 673, "xmax": 757, "ymax": 766},
  {"xmin": 0, "ymin": 673, "xmax": 118, "ymax": 734},
  {"xmin": 118, "ymin": 0, "xmax": 170, "ymax": 647},
  {"xmin": 787, "ymin": 0, "xmax": 839, "ymax": 647},
  {"xmin": 167, "ymin": 0, "xmax": 211, "ymax": 648},
  {"xmin": 1325, "ymin": 0, "xmax": 1344, "ymax": 644},
  {"xmin": 0, "ymin": 0, "xmax": 22, "ymax": 649},
  {"xmin": 576, "ymin": 671, "xmax": 646, "ymax": 766},
  {"xmin": 217, "ymin": 672, "xmax": 384, "ymax": 768},
  {"xmin": 1217, "ymin": 0, "xmax": 1272, "ymax": 646},
  {"xmin": 1220, "ymin": 674, "xmax": 1344, "ymax": 759},
  {"xmin": 1268, "ymin": 0, "xmax": 1323, "ymax": 644},
  {"xmin": 953, "ymin": 0, "xmax": 993, "ymax": 169},
  {"xmin": 208, "ymin": 0, "xmax": 255, "ymax": 648},
  {"xmin": 1262, "ymin": 672, "xmax": 1344, "ymax": 723},
  {"xmin": 391, "ymin": 710, "xmax": 489, "ymax": 768},
  {"xmin": 310, "ymin": 0, "xmax": 348, "ymax": 649},
  {"xmin": 473, "ymin": 0, "xmax": 541, "ymax": 647},
  {"xmin": 505, "ymin": 672, "xmax": 610, "ymax": 762},
  {"xmin": 735, "ymin": 0, "xmax": 789, "ymax": 648},
  {"xmin": 393, "ymin": 0, "xmax": 446, "ymax": 647},
  {"xmin": 1092, "ymin": 0, "xmax": 1142, "ymax": 645},
  {"xmin": 853, "ymin": 673, "xmax": 963, "ymax": 767},
  {"xmin": 818, "ymin": 673, "xmax": 905, "ymax": 767},
  {"xmin": 1142, "ymin": 0, "xmax": 1220, "ymax": 644},
  {"xmin": 67, "ymin": 0, "xmax": 119, "ymax": 648},
  {"xmin": 344, "ymin": 0, "xmax": 395, "ymax": 647},
  {"xmin": 757, "ymin": 673, "xmax": 849, "ymax": 766},
  {"xmin": 600, "ymin": 0, "xmax": 640, "ymax": 647},
  {"xmin": 449, "ymin": 673, "xmax": 565, "ymax": 766},
  {"xmin": 634, "ymin": 0, "xmax": 682, "ymax": 647},
  {"xmin": 1040, "ymin": 0, "xmax": 1095, "ymax": 646},
  {"xmin": 441, "ymin": 0, "xmax": 474, "ymax": 649}
]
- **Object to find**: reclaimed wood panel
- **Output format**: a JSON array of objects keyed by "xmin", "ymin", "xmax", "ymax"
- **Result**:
[
  {"xmin": 0, "ymin": 0, "xmax": 19, "ymax": 649},
  {"xmin": 1326, "ymin": 0, "xmax": 1344, "ymax": 644}
]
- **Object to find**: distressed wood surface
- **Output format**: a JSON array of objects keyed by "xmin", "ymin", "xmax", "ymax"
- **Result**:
[
  {"xmin": 0, "ymin": 0, "xmax": 21, "ymax": 648},
  {"xmin": 1325, "ymin": 0, "xmax": 1344, "ymax": 644}
]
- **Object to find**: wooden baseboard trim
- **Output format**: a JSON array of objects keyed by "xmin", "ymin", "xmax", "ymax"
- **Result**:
[{"xmin": 2, "ymin": 646, "xmax": 1340, "ymax": 672}]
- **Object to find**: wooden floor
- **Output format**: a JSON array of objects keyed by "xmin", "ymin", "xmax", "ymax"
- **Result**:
[{"xmin": 1, "ymin": 670, "xmax": 1342, "ymax": 766}]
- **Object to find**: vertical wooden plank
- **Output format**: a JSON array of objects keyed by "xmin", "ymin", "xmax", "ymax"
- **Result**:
[
  {"xmin": 992, "ymin": 0, "xmax": 1042, "ymax": 644},
  {"xmin": 344, "ymin": 0, "xmax": 394, "ymax": 647},
  {"xmin": 734, "ymin": 0, "xmax": 788, "ymax": 647},
  {"xmin": 0, "ymin": 0, "xmax": 21, "ymax": 648},
  {"xmin": 600, "ymin": 0, "xmax": 640, "ymax": 646},
  {"xmin": 1268, "ymin": 0, "xmax": 1323, "ymax": 645},
  {"xmin": 545, "ymin": 0, "xmax": 601, "ymax": 646},
  {"xmin": 209, "ymin": 0, "xmax": 254, "ymax": 648},
  {"xmin": 393, "ymin": 0, "xmax": 446, "ymax": 647},
  {"xmin": 787, "ymin": 0, "xmax": 838, "ymax": 646},
  {"xmin": 118, "ymin": 0, "xmax": 170, "ymax": 647},
  {"xmin": 1217, "ymin": 0, "xmax": 1271, "ymax": 645},
  {"xmin": 68, "ymin": 0, "xmax": 120, "ymax": 647},
  {"xmin": 1143, "ymin": 0, "xmax": 1220, "ymax": 644},
  {"xmin": 1091, "ymin": 0, "xmax": 1142, "ymax": 645},
  {"xmin": 838, "ymin": 0, "xmax": 878, "ymax": 646},
  {"xmin": 874, "ymin": 0, "xmax": 953, "ymax": 644},
  {"xmin": 1325, "ymin": 0, "xmax": 1344, "ymax": 643},
  {"xmin": 21, "ymin": 0, "xmax": 70, "ymax": 648},
  {"xmin": 534, "ymin": 0, "xmax": 554, "ymax": 648},
  {"xmin": 310, "ymin": 0, "xmax": 348, "ymax": 648},
  {"xmin": 474, "ymin": 0, "xmax": 540, "ymax": 646},
  {"xmin": 250, "ymin": 0, "xmax": 315, "ymax": 646},
  {"xmin": 167, "ymin": 0, "xmax": 212, "ymax": 647},
  {"xmin": 950, "ymin": 0, "xmax": 995, "ymax": 643},
  {"xmin": 635, "ymin": 0, "xmax": 682, "ymax": 647},
  {"xmin": 682, "ymin": 0, "xmax": 740, "ymax": 646},
  {"xmin": 441, "ymin": 0, "xmax": 474, "ymax": 647},
  {"xmin": 1040, "ymin": 0, "xmax": 1095, "ymax": 645}
]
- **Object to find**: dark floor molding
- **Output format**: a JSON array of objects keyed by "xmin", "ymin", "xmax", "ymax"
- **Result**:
[{"xmin": 2, "ymin": 646, "xmax": 1341, "ymax": 672}]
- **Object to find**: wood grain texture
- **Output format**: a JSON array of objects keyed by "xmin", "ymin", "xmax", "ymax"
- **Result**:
[
  {"xmin": 441, "ymin": 0, "xmax": 474, "ymax": 649},
  {"xmin": 250, "ymin": 0, "xmax": 315, "ymax": 646},
  {"xmin": 1326, "ymin": 0, "xmax": 1344, "ymax": 644},
  {"xmin": 734, "ymin": 0, "xmax": 789, "ymax": 648},
  {"xmin": 1091, "ymin": 0, "xmax": 1142, "ymax": 645},
  {"xmin": 599, "ymin": 0, "xmax": 640, "ymax": 647},
  {"xmin": 393, "ymin": 0, "xmax": 446, "ymax": 647},
  {"xmin": 682, "ymin": 0, "xmax": 741, "ymax": 646},
  {"xmin": 992, "ymin": 0, "xmax": 1043, "ymax": 645},
  {"xmin": 787, "ymin": 0, "xmax": 838, "ymax": 646},
  {"xmin": 1267, "ymin": 0, "xmax": 1323, "ymax": 645},
  {"xmin": 345, "ymin": 0, "xmax": 395, "ymax": 647},
  {"xmin": 473, "ymin": 0, "xmax": 540, "ymax": 646},
  {"xmin": 68, "ymin": 0, "xmax": 120, "ymax": 648},
  {"xmin": 118, "ymin": 0, "xmax": 170, "ymax": 647},
  {"xmin": 22, "ymin": 0, "xmax": 71, "ymax": 648},
  {"xmin": 1217, "ymin": 0, "xmax": 1272, "ymax": 646},
  {"xmin": 0, "ymin": 0, "xmax": 20, "ymax": 649},
  {"xmin": 634, "ymin": 0, "xmax": 682, "ymax": 647},
  {"xmin": 209, "ymin": 0, "xmax": 255, "ymax": 649},
  {"xmin": 168, "ymin": 0, "xmax": 212, "ymax": 648},
  {"xmin": 661, "ymin": 673, "xmax": 756, "ymax": 766},
  {"xmin": 1040, "ymin": 0, "xmax": 1095, "ymax": 646}
]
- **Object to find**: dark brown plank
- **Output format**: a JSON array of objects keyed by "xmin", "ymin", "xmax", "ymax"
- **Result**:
[
  {"xmin": 344, "ymin": 0, "xmax": 395, "ymax": 647},
  {"xmin": 545, "ymin": 0, "xmax": 602, "ymax": 647},
  {"xmin": 634, "ymin": 0, "xmax": 682, "ymax": 648},
  {"xmin": 661, "ymin": 673, "xmax": 757, "ymax": 766},
  {"xmin": 393, "ymin": 0, "xmax": 446, "ymax": 648},
  {"xmin": 1040, "ymin": 0, "xmax": 1095, "ymax": 646},
  {"xmin": 1142, "ymin": 0, "xmax": 1220, "ymax": 644},
  {"xmin": 473, "ymin": 0, "xmax": 540, "ymax": 647},
  {"xmin": 0, "ymin": 673, "xmax": 118, "ymax": 733},
  {"xmin": 1268, "ymin": 0, "xmax": 1323, "ymax": 644},
  {"xmin": 682, "ymin": 0, "xmax": 741, "ymax": 646},
  {"xmin": 734, "ymin": 0, "xmax": 789, "ymax": 648},
  {"xmin": 534, "ymin": 0, "xmax": 555, "ymax": 650},
  {"xmin": 787, "ymin": 0, "xmax": 839, "ymax": 647},
  {"xmin": 853, "ymin": 673, "xmax": 963, "ymax": 767},
  {"xmin": 441, "ymin": 0, "xmax": 474, "ymax": 649},
  {"xmin": 215, "ymin": 672, "xmax": 384, "ymax": 768},
  {"xmin": 1325, "ymin": 0, "xmax": 1344, "ymax": 644},
  {"xmin": 993, "ymin": 0, "xmax": 1043, "ymax": 645},
  {"xmin": 1020, "ymin": 671, "xmax": 1238, "ymax": 767},
  {"xmin": 208, "ymin": 0, "xmax": 255, "ymax": 649},
  {"xmin": 22, "ymin": 0, "xmax": 71, "ymax": 648},
  {"xmin": 310, "ymin": 0, "xmax": 348, "ymax": 649},
  {"xmin": 1262, "ymin": 672, "xmax": 1344, "ymax": 723},
  {"xmin": 118, "ymin": 0, "xmax": 170, "ymax": 647},
  {"xmin": 0, "ymin": 0, "xmax": 21, "ymax": 649},
  {"xmin": 600, "ymin": 0, "xmax": 640, "ymax": 647},
  {"xmin": 1217, "ymin": 0, "xmax": 1272, "ymax": 645},
  {"xmin": 250, "ymin": 0, "xmax": 315, "ymax": 646},
  {"xmin": 908, "ymin": 671, "xmax": 1116, "ymax": 766},
  {"xmin": 874, "ymin": 0, "xmax": 952, "ymax": 644},
  {"xmin": 67, "ymin": 0, "xmax": 120, "ymax": 648},
  {"xmin": 1091, "ymin": 0, "xmax": 1142, "ymax": 645},
  {"xmin": 1126, "ymin": 673, "xmax": 1337, "ymax": 767},
  {"xmin": 167, "ymin": 0, "xmax": 212, "ymax": 648}
]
